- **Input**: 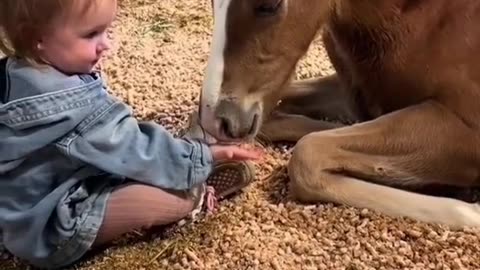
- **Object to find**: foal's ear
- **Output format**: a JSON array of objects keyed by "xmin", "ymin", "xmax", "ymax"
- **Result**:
[{"xmin": 254, "ymin": 0, "xmax": 284, "ymax": 16}]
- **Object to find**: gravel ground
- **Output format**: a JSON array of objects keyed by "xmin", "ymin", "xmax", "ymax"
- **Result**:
[{"xmin": 2, "ymin": 0, "xmax": 480, "ymax": 269}]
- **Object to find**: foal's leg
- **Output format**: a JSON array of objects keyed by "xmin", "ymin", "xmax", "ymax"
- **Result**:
[
  {"xmin": 260, "ymin": 74, "xmax": 361, "ymax": 142},
  {"xmin": 288, "ymin": 101, "xmax": 480, "ymax": 228},
  {"xmin": 276, "ymin": 74, "xmax": 360, "ymax": 123},
  {"xmin": 259, "ymin": 111, "xmax": 345, "ymax": 142}
]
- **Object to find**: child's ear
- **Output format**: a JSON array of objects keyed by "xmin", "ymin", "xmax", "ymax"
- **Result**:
[{"xmin": 36, "ymin": 37, "xmax": 47, "ymax": 51}]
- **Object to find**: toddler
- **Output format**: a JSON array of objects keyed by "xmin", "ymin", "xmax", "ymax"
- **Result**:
[{"xmin": 0, "ymin": 0, "xmax": 262, "ymax": 269}]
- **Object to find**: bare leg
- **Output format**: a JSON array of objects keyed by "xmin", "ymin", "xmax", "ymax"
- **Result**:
[
  {"xmin": 287, "ymin": 101, "xmax": 480, "ymax": 228},
  {"xmin": 93, "ymin": 184, "xmax": 193, "ymax": 246}
]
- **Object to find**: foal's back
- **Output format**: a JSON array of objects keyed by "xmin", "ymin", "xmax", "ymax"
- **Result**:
[{"xmin": 324, "ymin": 0, "xmax": 480, "ymax": 125}]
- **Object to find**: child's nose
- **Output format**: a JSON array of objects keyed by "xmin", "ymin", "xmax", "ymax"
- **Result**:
[{"xmin": 98, "ymin": 33, "xmax": 112, "ymax": 52}]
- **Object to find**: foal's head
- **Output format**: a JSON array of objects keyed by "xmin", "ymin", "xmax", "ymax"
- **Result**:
[{"xmin": 199, "ymin": 0, "xmax": 328, "ymax": 142}]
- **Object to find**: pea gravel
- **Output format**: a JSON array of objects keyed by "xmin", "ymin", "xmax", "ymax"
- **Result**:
[{"xmin": 1, "ymin": 1, "xmax": 479, "ymax": 269}]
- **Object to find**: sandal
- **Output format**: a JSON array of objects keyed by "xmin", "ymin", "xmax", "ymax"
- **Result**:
[
  {"xmin": 186, "ymin": 160, "xmax": 255, "ymax": 217},
  {"xmin": 170, "ymin": 110, "xmax": 257, "ymax": 228},
  {"xmin": 205, "ymin": 161, "xmax": 255, "ymax": 200},
  {"xmin": 163, "ymin": 160, "xmax": 255, "ymax": 235}
]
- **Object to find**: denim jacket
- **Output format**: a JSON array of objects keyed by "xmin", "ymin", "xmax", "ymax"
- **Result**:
[{"xmin": 0, "ymin": 57, "xmax": 213, "ymax": 268}]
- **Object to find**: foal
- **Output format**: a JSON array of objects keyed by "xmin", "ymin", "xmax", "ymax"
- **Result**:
[{"xmin": 197, "ymin": 0, "xmax": 480, "ymax": 229}]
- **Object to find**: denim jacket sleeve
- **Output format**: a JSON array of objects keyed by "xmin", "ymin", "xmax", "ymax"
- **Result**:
[
  {"xmin": 56, "ymin": 83, "xmax": 214, "ymax": 191},
  {"xmin": 1, "ymin": 56, "xmax": 214, "ymax": 190}
]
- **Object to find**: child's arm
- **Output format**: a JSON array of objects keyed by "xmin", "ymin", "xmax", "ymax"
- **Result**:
[{"xmin": 59, "ymin": 100, "xmax": 214, "ymax": 191}]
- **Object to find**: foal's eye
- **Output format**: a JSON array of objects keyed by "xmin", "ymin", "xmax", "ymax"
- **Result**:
[{"xmin": 254, "ymin": 0, "xmax": 283, "ymax": 17}]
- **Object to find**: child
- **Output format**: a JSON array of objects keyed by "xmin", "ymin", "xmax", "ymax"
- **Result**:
[{"xmin": 0, "ymin": 0, "xmax": 262, "ymax": 269}]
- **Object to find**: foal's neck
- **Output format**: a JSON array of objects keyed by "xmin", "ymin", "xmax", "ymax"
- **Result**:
[
  {"xmin": 327, "ymin": 0, "xmax": 411, "ymax": 68},
  {"xmin": 331, "ymin": 0, "xmax": 407, "ymax": 27}
]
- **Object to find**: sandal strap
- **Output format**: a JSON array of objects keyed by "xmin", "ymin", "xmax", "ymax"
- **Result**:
[{"xmin": 205, "ymin": 186, "xmax": 219, "ymax": 213}]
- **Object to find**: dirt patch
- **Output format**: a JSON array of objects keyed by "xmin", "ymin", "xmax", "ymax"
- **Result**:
[{"xmin": 2, "ymin": 0, "xmax": 480, "ymax": 269}]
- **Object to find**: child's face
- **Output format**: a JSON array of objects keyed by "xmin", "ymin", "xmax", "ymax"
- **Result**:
[{"xmin": 37, "ymin": 0, "xmax": 117, "ymax": 75}]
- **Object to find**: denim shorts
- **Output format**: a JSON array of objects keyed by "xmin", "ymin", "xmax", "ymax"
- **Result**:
[{"xmin": 29, "ymin": 175, "xmax": 125, "ymax": 269}]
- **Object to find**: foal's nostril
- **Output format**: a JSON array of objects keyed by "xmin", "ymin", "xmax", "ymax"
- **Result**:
[
  {"xmin": 248, "ymin": 113, "xmax": 260, "ymax": 136},
  {"xmin": 219, "ymin": 116, "xmax": 234, "ymax": 138},
  {"xmin": 215, "ymin": 100, "xmax": 261, "ymax": 140},
  {"xmin": 219, "ymin": 113, "xmax": 260, "ymax": 139}
]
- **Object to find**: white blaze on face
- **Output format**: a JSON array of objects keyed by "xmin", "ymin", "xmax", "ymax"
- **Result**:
[{"xmin": 201, "ymin": 0, "xmax": 232, "ymax": 113}]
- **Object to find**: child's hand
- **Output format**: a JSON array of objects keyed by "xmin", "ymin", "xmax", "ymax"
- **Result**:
[{"xmin": 209, "ymin": 144, "xmax": 264, "ymax": 162}]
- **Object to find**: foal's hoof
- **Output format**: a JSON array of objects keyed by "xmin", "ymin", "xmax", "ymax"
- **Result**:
[{"xmin": 457, "ymin": 188, "xmax": 480, "ymax": 203}]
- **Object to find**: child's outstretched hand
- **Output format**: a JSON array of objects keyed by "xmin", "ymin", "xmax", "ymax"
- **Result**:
[{"xmin": 209, "ymin": 144, "xmax": 264, "ymax": 162}]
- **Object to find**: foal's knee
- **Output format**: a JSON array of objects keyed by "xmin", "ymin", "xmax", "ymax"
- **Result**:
[{"xmin": 288, "ymin": 133, "xmax": 335, "ymax": 202}]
